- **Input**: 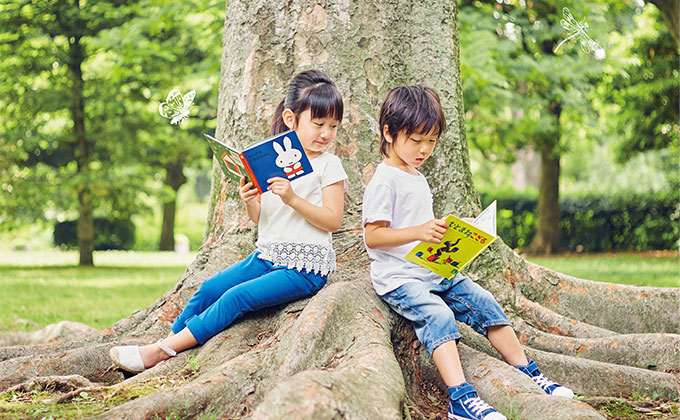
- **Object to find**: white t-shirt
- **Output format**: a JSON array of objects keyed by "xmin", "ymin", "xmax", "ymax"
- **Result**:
[
  {"xmin": 256, "ymin": 152, "xmax": 348, "ymax": 275},
  {"xmin": 362, "ymin": 163, "xmax": 443, "ymax": 295}
]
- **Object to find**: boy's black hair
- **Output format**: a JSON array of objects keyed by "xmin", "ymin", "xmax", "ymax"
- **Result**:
[
  {"xmin": 378, "ymin": 85, "xmax": 446, "ymax": 157},
  {"xmin": 270, "ymin": 69, "xmax": 344, "ymax": 136}
]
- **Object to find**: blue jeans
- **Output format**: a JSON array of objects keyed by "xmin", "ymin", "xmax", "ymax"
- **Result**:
[
  {"xmin": 381, "ymin": 275, "xmax": 510, "ymax": 355},
  {"xmin": 172, "ymin": 251, "xmax": 327, "ymax": 344}
]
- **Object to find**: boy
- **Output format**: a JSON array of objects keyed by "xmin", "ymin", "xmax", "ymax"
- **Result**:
[{"xmin": 362, "ymin": 85, "xmax": 573, "ymax": 420}]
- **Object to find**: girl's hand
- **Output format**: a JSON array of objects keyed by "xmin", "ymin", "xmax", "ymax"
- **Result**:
[
  {"xmin": 415, "ymin": 218, "xmax": 448, "ymax": 243},
  {"xmin": 239, "ymin": 176, "xmax": 259, "ymax": 204},
  {"xmin": 267, "ymin": 177, "xmax": 297, "ymax": 205}
]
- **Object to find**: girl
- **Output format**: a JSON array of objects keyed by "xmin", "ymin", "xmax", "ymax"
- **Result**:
[{"xmin": 110, "ymin": 70, "xmax": 348, "ymax": 372}]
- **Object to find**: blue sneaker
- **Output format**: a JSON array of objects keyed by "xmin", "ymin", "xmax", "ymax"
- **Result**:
[
  {"xmin": 448, "ymin": 382, "xmax": 507, "ymax": 420},
  {"xmin": 515, "ymin": 360, "xmax": 574, "ymax": 398}
]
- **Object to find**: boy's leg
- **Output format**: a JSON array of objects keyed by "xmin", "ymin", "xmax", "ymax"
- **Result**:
[
  {"xmin": 185, "ymin": 266, "xmax": 326, "ymax": 344},
  {"xmin": 382, "ymin": 282, "xmax": 506, "ymax": 420},
  {"xmin": 487, "ymin": 325, "xmax": 527, "ymax": 366},
  {"xmin": 432, "ymin": 340, "xmax": 466, "ymax": 386},
  {"xmin": 171, "ymin": 252, "xmax": 270, "ymax": 334},
  {"xmin": 441, "ymin": 276, "xmax": 573, "ymax": 399}
]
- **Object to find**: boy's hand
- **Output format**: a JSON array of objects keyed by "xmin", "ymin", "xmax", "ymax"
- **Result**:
[
  {"xmin": 415, "ymin": 218, "xmax": 448, "ymax": 243},
  {"xmin": 239, "ymin": 176, "xmax": 259, "ymax": 204},
  {"xmin": 267, "ymin": 177, "xmax": 297, "ymax": 205}
]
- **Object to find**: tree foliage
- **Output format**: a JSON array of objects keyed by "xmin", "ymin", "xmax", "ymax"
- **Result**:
[{"xmin": 0, "ymin": 0, "xmax": 221, "ymax": 257}]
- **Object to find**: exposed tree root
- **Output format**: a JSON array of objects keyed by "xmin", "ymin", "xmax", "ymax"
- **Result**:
[
  {"xmin": 512, "ymin": 317, "xmax": 680, "ymax": 371},
  {"xmin": 5, "ymin": 374, "xmax": 96, "ymax": 395},
  {"xmin": 515, "ymin": 295, "xmax": 617, "ymax": 338},
  {"xmin": 0, "ymin": 343, "xmax": 124, "ymax": 392},
  {"xmin": 0, "ymin": 321, "xmax": 99, "ymax": 347},
  {"xmin": 458, "ymin": 323, "xmax": 679, "ymax": 400},
  {"xmin": 521, "ymin": 263, "xmax": 680, "ymax": 334}
]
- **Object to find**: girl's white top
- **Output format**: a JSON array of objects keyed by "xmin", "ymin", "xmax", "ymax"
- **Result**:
[{"xmin": 256, "ymin": 152, "xmax": 348, "ymax": 276}]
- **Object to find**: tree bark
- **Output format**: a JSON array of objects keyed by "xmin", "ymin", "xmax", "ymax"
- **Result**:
[
  {"xmin": 528, "ymin": 100, "xmax": 562, "ymax": 255},
  {"xmin": 1, "ymin": 1, "xmax": 678, "ymax": 419},
  {"xmin": 69, "ymin": 33, "xmax": 95, "ymax": 266},
  {"xmin": 649, "ymin": 0, "xmax": 680, "ymax": 47},
  {"xmin": 159, "ymin": 161, "xmax": 187, "ymax": 251}
]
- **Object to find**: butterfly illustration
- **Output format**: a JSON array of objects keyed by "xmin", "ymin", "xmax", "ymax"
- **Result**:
[
  {"xmin": 159, "ymin": 88, "xmax": 196, "ymax": 125},
  {"xmin": 554, "ymin": 7, "xmax": 606, "ymax": 59}
]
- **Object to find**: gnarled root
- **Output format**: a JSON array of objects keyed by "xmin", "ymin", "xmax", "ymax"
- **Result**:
[
  {"xmin": 520, "ymin": 263, "xmax": 680, "ymax": 334},
  {"xmin": 512, "ymin": 317, "xmax": 680, "ymax": 371}
]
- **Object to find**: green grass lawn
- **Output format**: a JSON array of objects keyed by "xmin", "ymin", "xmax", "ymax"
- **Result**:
[
  {"xmin": 0, "ymin": 250, "xmax": 677, "ymax": 333},
  {"xmin": 526, "ymin": 252, "xmax": 679, "ymax": 288},
  {"xmin": 0, "ymin": 251, "xmax": 195, "ymax": 332}
]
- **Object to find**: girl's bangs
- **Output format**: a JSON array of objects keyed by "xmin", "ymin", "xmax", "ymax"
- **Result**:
[{"xmin": 303, "ymin": 84, "xmax": 344, "ymax": 122}]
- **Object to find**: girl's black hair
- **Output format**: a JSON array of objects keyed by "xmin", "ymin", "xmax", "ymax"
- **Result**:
[
  {"xmin": 270, "ymin": 69, "xmax": 344, "ymax": 136},
  {"xmin": 378, "ymin": 85, "xmax": 446, "ymax": 157}
]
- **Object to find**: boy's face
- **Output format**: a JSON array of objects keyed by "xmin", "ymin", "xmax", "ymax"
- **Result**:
[{"xmin": 383, "ymin": 125, "xmax": 438, "ymax": 172}]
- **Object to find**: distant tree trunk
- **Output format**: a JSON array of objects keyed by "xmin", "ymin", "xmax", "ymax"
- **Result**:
[
  {"xmin": 1, "ymin": 2, "xmax": 677, "ymax": 419},
  {"xmin": 159, "ymin": 161, "xmax": 187, "ymax": 251},
  {"xmin": 528, "ymin": 100, "xmax": 562, "ymax": 255},
  {"xmin": 69, "ymin": 35, "xmax": 94, "ymax": 266},
  {"xmin": 649, "ymin": 0, "xmax": 679, "ymax": 47}
]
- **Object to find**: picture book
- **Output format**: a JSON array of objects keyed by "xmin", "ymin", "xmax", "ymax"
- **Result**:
[
  {"xmin": 204, "ymin": 130, "xmax": 313, "ymax": 194},
  {"xmin": 404, "ymin": 201, "xmax": 498, "ymax": 279}
]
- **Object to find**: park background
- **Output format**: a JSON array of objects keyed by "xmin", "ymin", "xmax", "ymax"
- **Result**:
[{"xmin": 0, "ymin": 0, "xmax": 678, "ymax": 418}]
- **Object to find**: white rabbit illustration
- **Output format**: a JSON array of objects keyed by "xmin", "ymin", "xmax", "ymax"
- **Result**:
[{"xmin": 273, "ymin": 136, "xmax": 304, "ymax": 179}]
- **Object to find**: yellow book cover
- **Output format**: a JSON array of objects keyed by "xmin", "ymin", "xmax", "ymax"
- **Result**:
[{"xmin": 404, "ymin": 201, "xmax": 497, "ymax": 279}]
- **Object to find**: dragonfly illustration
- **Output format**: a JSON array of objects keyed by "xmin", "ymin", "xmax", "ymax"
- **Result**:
[
  {"xmin": 159, "ymin": 88, "xmax": 196, "ymax": 125},
  {"xmin": 554, "ymin": 7, "xmax": 606, "ymax": 59}
]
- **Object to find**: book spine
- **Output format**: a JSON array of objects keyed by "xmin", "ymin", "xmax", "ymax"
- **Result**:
[{"xmin": 239, "ymin": 153, "xmax": 262, "ymax": 194}]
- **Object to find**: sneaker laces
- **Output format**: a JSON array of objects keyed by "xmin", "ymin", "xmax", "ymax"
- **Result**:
[
  {"xmin": 464, "ymin": 396, "xmax": 494, "ymax": 416},
  {"xmin": 532, "ymin": 373, "xmax": 558, "ymax": 391}
]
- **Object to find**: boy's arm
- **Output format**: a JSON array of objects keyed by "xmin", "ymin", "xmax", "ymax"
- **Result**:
[{"xmin": 364, "ymin": 219, "xmax": 448, "ymax": 249}]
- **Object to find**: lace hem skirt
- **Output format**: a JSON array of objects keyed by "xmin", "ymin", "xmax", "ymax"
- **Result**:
[{"xmin": 256, "ymin": 241, "xmax": 336, "ymax": 276}]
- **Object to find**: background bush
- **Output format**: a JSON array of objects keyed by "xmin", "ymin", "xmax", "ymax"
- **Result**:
[
  {"xmin": 479, "ymin": 191, "xmax": 679, "ymax": 252},
  {"xmin": 54, "ymin": 218, "xmax": 136, "ymax": 251}
]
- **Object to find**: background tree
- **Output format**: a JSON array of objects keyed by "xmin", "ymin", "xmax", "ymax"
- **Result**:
[
  {"xmin": 0, "ymin": 0, "xmax": 139, "ymax": 266},
  {"xmin": 603, "ymin": 5, "xmax": 679, "ymax": 165},
  {"xmin": 0, "ymin": 0, "xmax": 221, "ymax": 258},
  {"xmin": 459, "ymin": 0, "xmax": 612, "ymax": 254},
  {"xmin": 0, "ymin": 1, "xmax": 677, "ymax": 419}
]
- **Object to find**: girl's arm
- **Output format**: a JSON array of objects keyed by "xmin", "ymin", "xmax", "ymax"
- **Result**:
[
  {"xmin": 267, "ymin": 177, "xmax": 344, "ymax": 232},
  {"xmin": 239, "ymin": 177, "xmax": 261, "ymax": 224},
  {"xmin": 364, "ymin": 218, "xmax": 448, "ymax": 249}
]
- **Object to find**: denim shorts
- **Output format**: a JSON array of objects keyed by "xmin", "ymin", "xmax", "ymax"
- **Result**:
[{"xmin": 381, "ymin": 275, "xmax": 510, "ymax": 355}]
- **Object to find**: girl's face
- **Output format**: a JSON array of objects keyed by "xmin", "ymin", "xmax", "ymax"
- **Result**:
[
  {"xmin": 283, "ymin": 109, "xmax": 339, "ymax": 158},
  {"xmin": 383, "ymin": 126, "xmax": 438, "ymax": 174}
]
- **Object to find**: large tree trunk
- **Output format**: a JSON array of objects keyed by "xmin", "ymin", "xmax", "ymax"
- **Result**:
[
  {"xmin": 1, "ymin": 1, "xmax": 678, "ymax": 419},
  {"xmin": 159, "ymin": 161, "xmax": 187, "ymax": 251}
]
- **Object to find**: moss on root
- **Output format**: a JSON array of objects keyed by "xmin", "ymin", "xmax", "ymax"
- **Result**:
[{"xmin": 0, "ymin": 380, "xmax": 166, "ymax": 419}]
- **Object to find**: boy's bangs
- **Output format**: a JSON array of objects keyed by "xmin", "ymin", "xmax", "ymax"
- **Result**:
[
  {"xmin": 303, "ymin": 84, "xmax": 344, "ymax": 123},
  {"xmin": 406, "ymin": 101, "xmax": 445, "ymax": 137}
]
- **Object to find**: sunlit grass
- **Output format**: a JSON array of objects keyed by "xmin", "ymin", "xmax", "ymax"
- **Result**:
[
  {"xmin": 0, "ymin": 250, "xmax": 195, "ymax": 332},
  {"xmin": 526, "ymin": 252, "xmax": 679, "ymax": 288}
]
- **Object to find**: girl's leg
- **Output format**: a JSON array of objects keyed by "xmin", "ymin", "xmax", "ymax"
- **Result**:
[
  {"xmin": 487, "ymin": 324, "xmax": 528, "ymax": 366},
  {"xmin": 185, "ymin": 267, "xmax": 324, "ymax": 345},
  {"xmin": 139, "ymin": 327, "xmax": 198, "ymax": 368},
  {"xmin": 171, "ymin": 252, "xmax": 270, "ymax": 334}
]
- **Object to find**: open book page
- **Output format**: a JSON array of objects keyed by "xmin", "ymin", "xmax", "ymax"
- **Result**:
[
  {"xmin": 404, "ymin": 201, "xmax": 498, "ymax": 279},
  {"xmin": 204, "ymin": 134, "xmax": 247, "ymax": 183},
  {"xmin": 472, "ymin": 201, "xmax": 497, "ymax": 236}
]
